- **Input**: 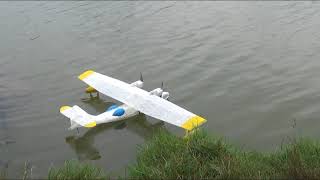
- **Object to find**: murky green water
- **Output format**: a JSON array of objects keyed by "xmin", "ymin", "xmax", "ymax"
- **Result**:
[{"xmin": 1, "ymin": 1, "xmax": 320, "ymax": 178}]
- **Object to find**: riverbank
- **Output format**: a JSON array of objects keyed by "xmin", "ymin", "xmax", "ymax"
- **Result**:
[
  {"xmin": 129, "ymin": 130, "xmax": 320, "ymax": 179},
  {"xmin": 3, "ymin": 129, "xmax": 320, "ymax": 179}
]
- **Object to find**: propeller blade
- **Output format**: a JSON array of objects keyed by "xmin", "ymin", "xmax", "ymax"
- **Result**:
[{"xmin": 140, "ymin": 72, "xmax": 143, "ymax": 82}]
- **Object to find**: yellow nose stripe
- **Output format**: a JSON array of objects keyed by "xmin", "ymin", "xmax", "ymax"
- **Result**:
[
  {"xmin": 79, "ymin": 70, "xmax": 95, "ymax": 80},
  {"xmin": 181, "ymin": 115, "xmax": 206, "ymax": 130}
]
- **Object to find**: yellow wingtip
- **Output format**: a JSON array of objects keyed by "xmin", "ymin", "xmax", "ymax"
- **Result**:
[
  {"xmin": 60, "ymin": 106, "xmax": 71, "ymax": 113},
  {"xmin": 181, "ymin": 115, "xmax": 206, "ymax": 131},
  {"xmin": 79, "ymin": 70, "xmax": 95, "ymax": 80},
  {"xmin": 84, "ymin": 122, "xmax": 97, "ymax": 128}
]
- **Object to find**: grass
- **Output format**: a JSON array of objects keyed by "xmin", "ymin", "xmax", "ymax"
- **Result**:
[
  {"xmin": 48, "ymin": 160, "xmax": 107, "ymax": 180},
  {"xmin": 3, "ymin": 129, "xmax": 320, "ymax": 179},
  {"xmin": 128, "ymin": 129, "xmax": 320, "ymax": 179}
]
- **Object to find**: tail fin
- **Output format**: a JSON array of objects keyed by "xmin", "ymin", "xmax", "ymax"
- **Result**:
[{"xmin": 60, "ymin": 105, "xmax": 97, "ymax": 130}]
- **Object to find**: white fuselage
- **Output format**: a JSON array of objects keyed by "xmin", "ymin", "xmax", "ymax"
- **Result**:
[
  {"xmin": 94, "ymin": 104, "xmax": 139, "ymax": 125},
  {"xmin": 91, "ymin": 80, "xmax": 144, "ymax": 125}
]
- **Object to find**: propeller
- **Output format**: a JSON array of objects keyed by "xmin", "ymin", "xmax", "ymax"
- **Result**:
[
  {"xmin": 160, "ymin": 81, "xmax": 170, "ymax": 101},
  {"xmin": 140, "ymin": 72, "xmax": 143, "ymax": 82}
]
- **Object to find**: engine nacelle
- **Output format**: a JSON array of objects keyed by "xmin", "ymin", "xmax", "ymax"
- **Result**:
[
  {"xmin": 161, "ymin": 92, "xmax": 170, "ymax": 100},
  {"xmin": 130, "ymin": 80, "xmax": 144, "ymax": 88},
  {"xmin": 149, "ymin": 88, "xmax": 163, "ymax": 96}
]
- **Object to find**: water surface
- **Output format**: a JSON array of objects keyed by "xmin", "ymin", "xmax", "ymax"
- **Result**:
[{"xmin": 1, "ymin": 1, "xmax": 320, "ymax": 178}]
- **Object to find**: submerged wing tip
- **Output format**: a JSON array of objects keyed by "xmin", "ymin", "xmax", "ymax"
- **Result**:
[
  {"xmin": 182, "ymin": 115, "xmax": 206, "ymax": 131},
  {"xmin": 60, "ymin": 106, "xmax": 71, "ymax": 113},
  {"xmin": 79, "ymin": 70, "xmax": 95, "ymax": 80}
]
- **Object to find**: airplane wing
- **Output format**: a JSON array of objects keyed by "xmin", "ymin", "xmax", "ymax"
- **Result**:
[{"xmin": 78, "ymin": 70, "xmax": 206, "ymax": 131}]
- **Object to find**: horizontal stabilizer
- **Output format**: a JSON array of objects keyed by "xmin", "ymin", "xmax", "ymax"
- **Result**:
[{"xmin": 60, "ymin": 105, "xmax": 96, "ymax": 129}]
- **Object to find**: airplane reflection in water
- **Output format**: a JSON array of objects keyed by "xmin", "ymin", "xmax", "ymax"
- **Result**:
[{"xmin": 65, "ymin": 97, "xmax": 165, "ymax": 160}]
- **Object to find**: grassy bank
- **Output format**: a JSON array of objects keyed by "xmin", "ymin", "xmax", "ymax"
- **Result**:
[
  {"xmin": 3, "ymin": 129, "xmax": 320, "ymax": 179},
  {"xmin": 129, "ymin": 130, "xmax": 320, "ymax": 179},
  {"xmin": 48, "ymin": 160, "xmax": 107, "ymax": 180}
]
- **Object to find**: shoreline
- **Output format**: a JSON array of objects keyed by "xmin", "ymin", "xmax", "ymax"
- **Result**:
[{"xmin": 2, "ymin": 129, "xmax": 320, "ymax": 179}]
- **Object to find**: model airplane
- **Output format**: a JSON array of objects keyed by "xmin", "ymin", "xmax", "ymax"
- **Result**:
[{"xmin": 60, "ymin": 70, "xmax": 206, "ymax": 131}]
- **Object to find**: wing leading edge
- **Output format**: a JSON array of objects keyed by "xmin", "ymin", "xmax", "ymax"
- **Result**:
[{"xmin": 78, "ymin": 70, "xmax": 206, "ymax": 130}]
